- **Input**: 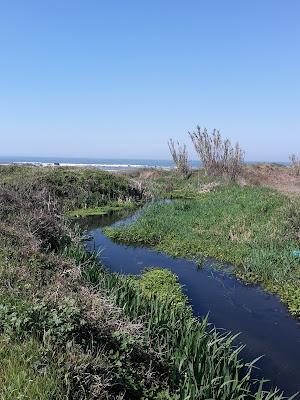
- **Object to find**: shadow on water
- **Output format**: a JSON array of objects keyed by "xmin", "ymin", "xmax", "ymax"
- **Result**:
[{"xmin": 80, "ymin": 208, "xmax": 300, "ymax": 398}]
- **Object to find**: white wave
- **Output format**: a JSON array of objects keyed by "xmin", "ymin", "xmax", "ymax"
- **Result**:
[
  {"xmin": 0, "ymin": 161, "xmax": 174, "ymax": 170},
  {"xmin": 3, "ymin": 161, "xmax": 153, "ymax": 169},
  {"xmin": 59, "ymin": 163, "xmax": 148, "ymax": 168}
]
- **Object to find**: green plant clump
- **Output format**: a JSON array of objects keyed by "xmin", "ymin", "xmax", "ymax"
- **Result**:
[{"xmin": 138, "ymin": 268, "xmax": 188, "ymax": 309}]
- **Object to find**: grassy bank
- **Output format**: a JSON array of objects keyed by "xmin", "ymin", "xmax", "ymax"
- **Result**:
[
  {"xmin": 79, "ymin": 249, "xmax": 286, "ymax": 399},
  {"xmin": 0, "ymin": 165, "xmax": 290, "ymax": 398},
  {"xmin": 66, "ymin": 201, "xmax": 137, "ymax": 218},
  {"xmin": 105, "ymin": 184, "xmax": 300, "ymax": 317},
  {"xmin": 128, "ymin": 167, "xmax": 222, "ymax": 199},
  {"xmin": 0, "ymin": 165, "xmax": 142, "ymax": 212}
]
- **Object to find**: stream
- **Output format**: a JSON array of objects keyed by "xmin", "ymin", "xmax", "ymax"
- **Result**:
[{"xmin": 81, "ymin": 207, "xmax": 300, "ymax": 398}]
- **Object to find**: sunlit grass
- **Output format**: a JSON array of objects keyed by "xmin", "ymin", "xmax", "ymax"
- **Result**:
[
  {"xmin": 105, "ymin": 185, "xmax": 300, "ymax": 316},
  {"xmin": 0, "ymin": 336, "xmax": 63, "ymax": 400}
]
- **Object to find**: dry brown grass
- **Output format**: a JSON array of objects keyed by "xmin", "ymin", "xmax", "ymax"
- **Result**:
[
  {"xmin": 289, "ymin": 154, "xmax": 300, "ymax": 176},
  {"xmin": 168, "ymin": 139, "xmax": 190, "ymax": 176},
  {"xmin": 241, "ymin": 163, "xmax": 300, "ymax": 195},
  {"xmin": 189, "ymin": 127, "xmax": 244, "ymax": 180}
]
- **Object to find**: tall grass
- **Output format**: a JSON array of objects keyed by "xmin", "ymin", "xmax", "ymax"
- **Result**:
[
  {"xmin": 189, "ymin": 127, "xmax": 244, "ymax": 180},
  {"xmin": 0, "ymin": 336, "xmax": 63, "ymax": 399},
  {"xmin": 78, "ymin": 247, "xmax": 287, "ymax": 399},
  {"xmin": 289, "ymin": 154, "xmax": 300, "ymax": 177},
  {"xmin": 168, "ymin": 139, "xmax": 190, "ymax": 177},
  {"xmin": 0, "ymin": 165, "xmax": 296, "ymax": 399}
]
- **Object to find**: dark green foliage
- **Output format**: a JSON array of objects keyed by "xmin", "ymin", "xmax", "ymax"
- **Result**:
[{"xmin": 0, "ymin": 297, "xmax": 85, "ymax": 344}]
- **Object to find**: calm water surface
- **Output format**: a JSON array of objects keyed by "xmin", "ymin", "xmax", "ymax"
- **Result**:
[{"xmin": 81, "ymin": 208, "xmax": 300, "ymax": 398}]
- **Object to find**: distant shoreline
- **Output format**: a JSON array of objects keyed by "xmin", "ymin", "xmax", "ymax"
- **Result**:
[
  {"xmin": 0, "ymin": 157, "xmax": 185, "ymax": 171},
  {"xmin": 0, "ymin": 157, "xmax": 289, "ymax": 172},
  {"xmin": 0, "ymin": 161, "xmax": 175, "ymax": 172}
]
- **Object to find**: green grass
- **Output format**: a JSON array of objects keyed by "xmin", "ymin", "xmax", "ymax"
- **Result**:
[
  {"xmin": 137, "ymin": 268, "xmax": 189, "ymax": 309},
  {"xmin": 66, "ymin": 201, "xmax": 136, "ymax": 218},
  {"xmin": 105, "ymin": 185, "xmax": 300, "ymax": 316},
  {"xmin": 105, "ymin": 185, "xmax": 287, "ymax": 263},
  {"xmin": 0, "ymin": 336, "xmax": 63, "ymax": 399},
  {"xmin": 0, "ymin": 165, "xmax": 142, "ymax": 211},
  {"xmin": 81, "ymin": 254, "xmax": 287, "ymax": 399},
  {"xmin": 0, "ymin": 166, "xmax": 296, "ymax": 399},
  {"xmin": 135, "ymin": 168, "xmax": 222, "ymax": 200}
]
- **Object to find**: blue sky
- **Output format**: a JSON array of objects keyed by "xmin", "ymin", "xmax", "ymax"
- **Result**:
[{"xmin": 0, "ymin": 0, "xmax": 299, "ymax": 161}]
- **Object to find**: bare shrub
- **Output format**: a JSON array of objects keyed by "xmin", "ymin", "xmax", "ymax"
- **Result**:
[
  {"xmin": 0, "ymin": 181, "xmax": 69, "ymax": 253},
  {"xmin": 289, "ymin": 154, "xmax": 300, "ymax": 176},
  {"xmin": 168, "ymin": 139, "xmax": 190, "ymax": 176},
  {"xmin": 189, "ymin": 127, "xmax": 244, "ymax": 180}
]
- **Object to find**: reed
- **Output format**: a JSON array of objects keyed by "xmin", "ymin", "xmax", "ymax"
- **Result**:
[
  {"xmin": 189, "ymin": 127, "xmax": 244, "ymax": 180},
  {"xmin": 81, "ymin": 249, "xmax": 287, "ymax": 399},
  {"xmin": 168, "ymin": 139, "xmax": 190, "ymax": 177},
  {"xmin": 289, "ymin": 154, "xmax": 300, "ymax": 177}
]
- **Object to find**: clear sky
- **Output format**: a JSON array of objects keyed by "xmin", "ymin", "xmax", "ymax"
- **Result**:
[{"xmin": 0, "ymin": 0, "xmax": 299, "ymax": 161}]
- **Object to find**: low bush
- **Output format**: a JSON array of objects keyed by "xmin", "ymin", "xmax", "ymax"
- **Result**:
[{"xmin": 0, "ymin": 165, "xmax": 143, "ymax": 211}]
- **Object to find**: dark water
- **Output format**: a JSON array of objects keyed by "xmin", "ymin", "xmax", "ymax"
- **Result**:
[{"xmin": 82, "ymin": 209, "xmax": 300, "ymax": 398}]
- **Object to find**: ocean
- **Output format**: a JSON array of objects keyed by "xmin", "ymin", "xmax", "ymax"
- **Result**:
[
  {"xmin": 0, "ymin": 156, "xmax": 202, "ymax": 171},
  {"xmin": 0, "ymin": 156, "xmax": 288, "ymax": 171}
]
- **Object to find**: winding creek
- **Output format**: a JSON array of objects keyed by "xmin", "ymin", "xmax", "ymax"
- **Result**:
[{"xmin": 81, "ymin": 207, "xmax": 300, "ymax": 398}]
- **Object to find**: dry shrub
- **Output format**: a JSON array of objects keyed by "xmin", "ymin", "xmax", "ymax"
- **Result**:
[
  {"xmin": 189, "ymin": 127, "xmax": 244, "ymax": 180},
  {"xmin": 0, "ymin": 181, "xmax": 69, "ymax": 253},
  {"xmin": 168, "ymin": 139, "xmax": 190, "ymax": 176},
  {"xmin": 289, "ymin": 154, "xmax": 300, "ymax": 177}
]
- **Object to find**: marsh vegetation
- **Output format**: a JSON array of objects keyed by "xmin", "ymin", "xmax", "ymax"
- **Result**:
[
  {"xmin": 168, "ymin": 127, "xmax": 245, "ymax": 180},
  {"xmin": 106, "ymin": 181, "xmax": 300, "ymax": 317},
  {"xmin": 0, "ymin": 165, "xmax": 294, "ymax": 399}
]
